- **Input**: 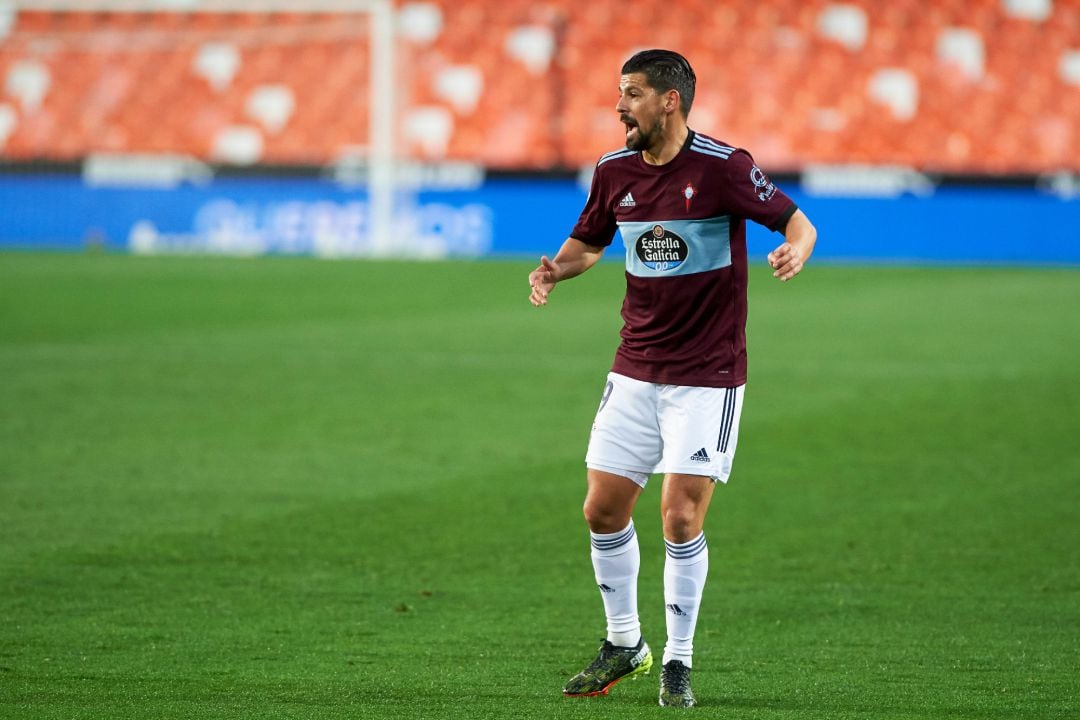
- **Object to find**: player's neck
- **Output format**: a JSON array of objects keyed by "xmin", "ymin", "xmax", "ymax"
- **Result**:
[{"xmin": 641, "ymin": 123, "xmax": 689, "ymax": 166}]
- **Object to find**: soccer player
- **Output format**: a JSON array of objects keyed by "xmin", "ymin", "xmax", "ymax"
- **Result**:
[{"xmin": 528, "ymin": 49, "xmax": 816, "ymax": 708}]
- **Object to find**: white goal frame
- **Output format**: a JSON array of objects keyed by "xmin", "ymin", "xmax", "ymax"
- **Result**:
[{"xmin": 10, "ymin": 0, "xmax": 398, "ymax": 255}]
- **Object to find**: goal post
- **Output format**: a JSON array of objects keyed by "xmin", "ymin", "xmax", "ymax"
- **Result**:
[{"xmin": 8, "ymin": 0, "xmax": 398, "ymax": 255}]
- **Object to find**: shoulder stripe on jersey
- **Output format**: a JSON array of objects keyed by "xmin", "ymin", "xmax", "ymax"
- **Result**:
[
  {"xmin": 690, "ymin": 145, "xmax": 734, "ymax": 160},
  {"xmin": 597, "ymin": 148, "xmax": 636, "ymax": 166},
  {"xmin": 692, "ymin": 145, "xmax": 734, "ymax": 158},
  {"xmin": 692, "ymin": 136, "xmax": 735, "ymax": 153}
]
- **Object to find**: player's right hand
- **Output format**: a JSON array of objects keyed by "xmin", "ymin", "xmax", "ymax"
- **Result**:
[{"xmin": 528, "ymin": 256, "xmax": 559, "ymax": 306}]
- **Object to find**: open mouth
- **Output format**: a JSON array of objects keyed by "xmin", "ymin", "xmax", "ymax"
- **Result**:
[{"xmin": 621, "ymin": 117, "xmax": 638, "ymax": 136}]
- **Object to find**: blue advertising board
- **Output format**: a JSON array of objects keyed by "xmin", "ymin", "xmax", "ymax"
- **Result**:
[{"xmin": 1, "ymin": 173, "xmax": 1077, "ymax": 264}]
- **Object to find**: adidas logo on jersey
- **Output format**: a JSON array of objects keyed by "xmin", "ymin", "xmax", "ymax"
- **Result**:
[
  {"xmin": 619, "ymin": 192, "xmax": 636, "ymax": 207},
  {"xmin": 689, "ymin": 448, "xmax": 710, "ymax": 463}
]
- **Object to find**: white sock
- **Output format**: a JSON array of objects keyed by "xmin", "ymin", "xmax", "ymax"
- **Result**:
[
  {"xmin": 663, "ymin": 532, "xmax": 708, "ymax": 668},
  {"xmin": 590, "ymin": 521, "xmax": 641, "ymax": 648}
]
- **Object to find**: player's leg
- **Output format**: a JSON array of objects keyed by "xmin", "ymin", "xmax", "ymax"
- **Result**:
[
  {"xmin": 563, "ymin": 469, "xmax": 651, "ymax": 697},
  {"xmin": 583, "ymin": 372, "xmax": 661, "ymax": 651},
  {"xmin": 660, "ymin": 472, "xmax": 715, "ymax": 541},
  {"xmin": 657, "ymin": 474, "xmax": 713, "ymax": 708},
  {"xmin": 661, "ymin": 473, "xmax": 714, "ymax": 669},
  {"xmin": 653, "ymin": 384, "xmax": 746, "ymax": 707},
  {"xmin": 583, "ymin": 467, "xmax": 642, "ymax": 533},
  {"xmin": 585, "ymin": 468, "xmax": 644, "ymax": 647},
  {"xmin": 564, "ymin": 375, "xmax": 660, "ymax": 697}
]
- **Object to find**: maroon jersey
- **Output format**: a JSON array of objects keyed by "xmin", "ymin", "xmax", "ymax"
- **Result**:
[{"xmin": 571, "ymin": 130, "xmax": 797, "ymax": 388}]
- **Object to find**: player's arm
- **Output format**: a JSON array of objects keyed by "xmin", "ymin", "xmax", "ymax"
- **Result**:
[
  {"xmin": 528, "ymin": 237, "xmax": 606, "ymax": 306},
  {"xmin": 767, "ymin": 209, "xmax": 817, "ymax": 282}
]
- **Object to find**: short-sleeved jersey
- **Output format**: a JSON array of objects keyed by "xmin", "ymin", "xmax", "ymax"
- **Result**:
[{"xmin": 571, "ymin": 130, "xmax": 797, "ymax": 388}]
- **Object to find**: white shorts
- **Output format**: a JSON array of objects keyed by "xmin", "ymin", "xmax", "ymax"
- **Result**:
[{"xmin": 585, "ymin": 372, "xmax": 745, "ymax": 488}]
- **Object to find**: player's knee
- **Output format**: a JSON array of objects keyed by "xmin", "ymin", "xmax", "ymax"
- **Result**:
[
  {"xmin": 582, "ymin": 499, "xmax": 629, "ymax": 534},
  {"xmin": 661, "ymin": 505, "xmax": 700, "ymax": 542}
]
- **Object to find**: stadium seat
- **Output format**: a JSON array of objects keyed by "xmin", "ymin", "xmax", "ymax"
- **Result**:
[
  {"xmin": 245, "ymin": 84, "xmax": 295, "ymax": 135},
  {"xmin": 212, "ymin": 124, "xmax": 263, "ymax": 165},
  {"xmin": 403, "ymin": 105, "xmax": 454, "ymax": 159},
  {"xmin": 817, "ymin": 3, "xmax": 869, "ymax": 51},
  {"xmin": 0, "ymin": 101, "xmax": 16, "ymax": 149},
  {"xmin": 192, "ymin": 41, "xmax": 240, "ymax": 92},
  {"xmin": 4, "ymin": 58, "xmax": 50, "ymax": 112},
  {"xmin": 433, "ymin": 63, "xmax": 483, "ymax": 115},
  {"xmin": 936, "ymin": 27, "xmax": 985, "ymax": 81},
  {"xmin": 1061, "ymin": 49, "xmax": 1080, "ymax": 86},
  {"xmin": 866, "ymin": 67, "xmax": 918, "ymax": 122},
  {"xmin": 1003, "ymin": 0, "xmax": 1053, "ymax": 22},
  {"xmin": 505, "ymin": 24, "xmax": 555, "ymax": 75},
  {"xmin": 0, "ymin": 6, "xmax": 14, "ymax": 41},
  {"xmin": 398, "ymin": 2, "xmax": 443, "ymax": 45}
]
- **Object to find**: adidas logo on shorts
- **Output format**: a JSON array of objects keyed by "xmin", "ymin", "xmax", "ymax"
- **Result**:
[{"xmin": 689, "ymin": 448, "xmax": 710, "ymax": 463}]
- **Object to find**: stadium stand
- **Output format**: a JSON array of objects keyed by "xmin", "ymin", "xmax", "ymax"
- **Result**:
[{"xmin": 0, "ymin": 0, "xmax": 1077, "ymax": 172}]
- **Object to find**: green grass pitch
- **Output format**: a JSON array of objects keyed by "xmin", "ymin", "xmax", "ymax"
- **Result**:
[{"xmin": 1, "ymin": 252, "xmax": 1078, "ymax": 719}]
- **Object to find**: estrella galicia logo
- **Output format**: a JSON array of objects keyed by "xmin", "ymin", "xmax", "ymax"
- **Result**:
[{"xmin": 635, "ymin": 224, "xmax": 688, "ymax": 271}]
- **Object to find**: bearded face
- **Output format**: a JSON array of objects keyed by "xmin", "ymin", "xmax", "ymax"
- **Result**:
[
  {"xmin": 617, "ymin": 73, "xmax": 669, "ymax": 154},
  {"xmin": 622, "ymin": 114, "xmax": 662, "ymax": 152}
]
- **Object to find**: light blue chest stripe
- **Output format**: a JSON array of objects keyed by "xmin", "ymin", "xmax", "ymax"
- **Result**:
[{"xmin": 618, "ymin": 217, "xmax": 732, "ymax": 277}]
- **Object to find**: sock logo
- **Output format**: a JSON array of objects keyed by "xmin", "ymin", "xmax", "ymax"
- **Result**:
[
  {"xmin": 666, "ymin": 603, "xmax": 687, "ymax": 616},
  {"xmin": 598, "ymin": 583, "xmax": 616, "ymax": 593}
]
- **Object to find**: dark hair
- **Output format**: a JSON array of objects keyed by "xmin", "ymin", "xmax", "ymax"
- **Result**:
[{"xmin": 621, "ymin": 49, "xmax": 696, "ymax": 116}]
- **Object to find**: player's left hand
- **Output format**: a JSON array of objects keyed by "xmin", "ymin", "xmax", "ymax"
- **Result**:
[{"xmin": 767, "ymin": 242, "xmax": 804, "ymax": 282}]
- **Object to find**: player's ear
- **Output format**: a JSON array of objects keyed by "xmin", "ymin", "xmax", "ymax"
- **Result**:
[{"xmin": 665, "ymin": 89, "xmax": 679, "ymax": 114}]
